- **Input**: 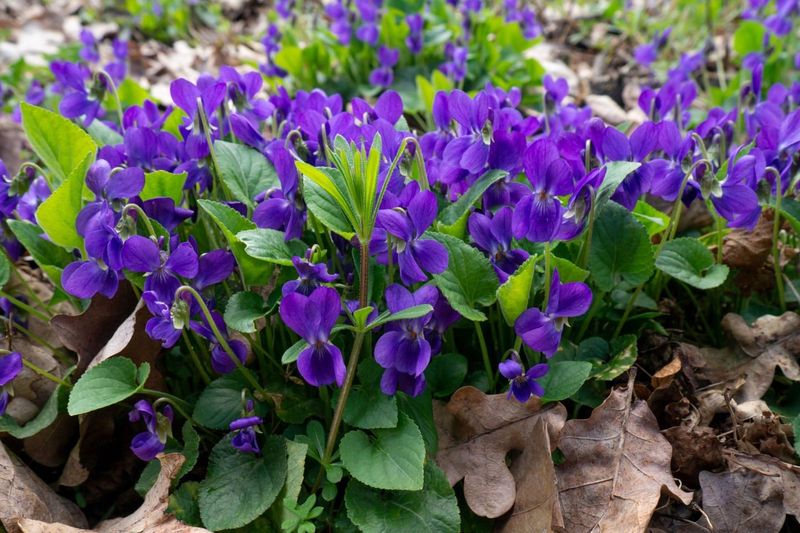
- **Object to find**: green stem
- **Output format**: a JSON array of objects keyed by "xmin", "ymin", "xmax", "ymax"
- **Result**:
[
  {"xmin": 543, "ymin": 242, "xmax": 553, "ymax": 305},
  {"xmin": 97, "ymin": 70, "xmax": 125, "ymax": 130},
  {"xmin": 142, "ymin": 389, "xmax": 194, "ymax": 422},
  {"xmin": 23, "ymin": 359, "xmax": 71, "ymax": 388},
  {"xmin": 182, "ymin": 330, "xmax": 211, "ymax": 385},
  {"xmin": 768, "ymin": 167, "xmax": 786, "ymax": 312},
  {"xmin": 316, "ymin": 242, "xmax": 371, "ymax": 491},
  {"xmin": 651, "ymin": 159, "xmax": 709, "ymax": 299},
  {"xmin": 121, "ymin": 203, "xmax": 159, "ymax": 241},
  {"xmin": 0, "ymin": 349, "xmax": 72, "ymax": 388},
  {"xmin": 174, "ymin": 286, "xmax": 267, "ymax": 397},
  {"xmin": 197, "ymin": 102, "xmax": 224, "ymax": 202},
  {"xmin": 475, "ymin": 320, "xmax": 494, "ymax": 388},
  {"xmin": 0, "ymin": 291, "xmax": 50, "ymax": 322},
  {"xmin": 1, "ymin": 316, "xmax": 59, "ymax": 352},
  {"xmin": 612, "ymin": 284, "xmax": 644, "ymax": 340}
]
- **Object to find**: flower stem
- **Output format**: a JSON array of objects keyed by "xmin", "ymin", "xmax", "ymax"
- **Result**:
[
  {"xmin": 612, "ymin": 284, "xmax": 644, "ymax": 340},
  {"xmin": 768, "ymin": 167, "xmax": 786, "ymax": 312},
  {"xmin": 174, "ymin": 286, "xmax": 268, "ymax": 397},
  {"xmin": 0, "ymin": 349, "xmax": 72, "ymax": 389},
  {"xmin": 651, "ymin": 159, "xmax": 709, "ymax": 300},
  {"xmin": 543, "ymin": 242, "xmax": 552, "ymax": 306},
  {"xmin": 475, "ymin": 320, "xmax": 494, "ymax": 388},
  {"xmin": 142, "ymin": 389, "xmax": 195, "ymax": 420},
  {"xmin": 97, "ymin": 70, "xmax": 125, "ymax": 130},
  {"xmin": 0, "ymin": 291, "xmax": 50, "ymax": 322},
  {"xmin": 121, "ymin": 203, "xmax": 159, "ymax": 242},
  {"xmin": 181, "ymin": 330, "xmax": 211, "ymax": 385},
  {"xmin": 315, "ymin": 242, "xmax": 370, "ymax": 491}
]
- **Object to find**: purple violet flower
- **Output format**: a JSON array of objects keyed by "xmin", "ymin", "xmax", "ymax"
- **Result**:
[
  {"xmin": 375, "ymin": 185, "xmax": 448, "ymax": 285},
  {"xmin": 129, "ymin": 400, "xmax": 173, "ymax": 461},
  {"xmin": 122, "ymin": 236, "xmax": 199, "ymax": 302},
  {"xmin": 515, "ymin": 269, "xmax": 592, "ymax": 356},
  {"xmin": 406, "ymin": 14, "xmax": 424, "ymax": 54},
  {"xmin": 512, "ymin": 139, "xmax": 574, "ymax": 242},
  {"xmin": 369, "ymin": 46, "xmax": 399, "ymax": 88},
  {"xmin": 230, "ymin": 415, "xmax": 263, "ymax": 453},
  {"xmin": 279, "ymin": 286, "xmax": 345, "ymax": 387},
  {"xmin": 282, "ymin": 253, "xmax": 338, "ymax": 296},
  {"xmin": 170, "ymin": 77, "xmax": 226, "ymax": 159},
  {"xmin": 374, "ymin": 284, "xmax": 439, "ymax": 396},
  {"xmin": 469, "ymin": 206, "xmax": 529, "ymax": 282},
  {"xmin": 499, "ymin": 352, "xmax": 548, "ymax": 403}
]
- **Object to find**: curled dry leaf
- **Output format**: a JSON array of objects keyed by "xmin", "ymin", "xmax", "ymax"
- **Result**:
[
  {"xmin": 434, "ymin": 386, "xmax": 567, "ymax": 518},
  {"xmin": 691, "ymin": 312, "xmax": 800, "ymax": 404},
  {"xmin": 555, "ymin": 373, "xmax": 693, "ymax": 533},
  {"xmin": 498, "ymin": 419, "xmax": 562, "ymax": 533},
  {"xmin": 0, "ymin": 440, "xmax": 88, "ymax": 533},
  {"xmin": 662, "ymin": 426, "xmax": 723, "ymax": 486},
  {"xmin": 723, "ymin": 210, "xmax": 773, "ymax": 271},
  {"xmin": 18, "ymin": 453, "xmax": 210, "ymax": 533}
]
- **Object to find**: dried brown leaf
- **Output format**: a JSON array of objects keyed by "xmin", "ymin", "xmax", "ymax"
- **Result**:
[
  {"xmin": 498, "ymin": 419, "xmax": 561, "ymax": 532},
  {"xmin": 50, "ymin": 282, "xmax": 139, "ymax": 373},
  {"xmin": 434, "ymin": 386, "xmax": 567, "ymax": 518},
  {"xmin": 0, "ymin": 441, "xmax": 87, "ymax": 533},
  {"xmin": 18, "ymin": 453, "xmax": 210, "ymax": 533},
  {"xmin": 723, "ymin": 210, "xmax": 773, "ymax": 270},
  {"xmin": 694, "ymin": 313, "xmax": 800, "ymax": 404},
  {"xmin": 699, "ymin": 468, "xmax": 784, "ymax": 533},
  {"xmin": 555, "ymin": 374, "xmax": 693, "ymax": 533},
  {"xmin": 723, "ymin": 451, "xmax": 800, "ymax": 520},
  {"xmin": 662, "ymin": 426, "xmax": 723, "ymax": 486}
]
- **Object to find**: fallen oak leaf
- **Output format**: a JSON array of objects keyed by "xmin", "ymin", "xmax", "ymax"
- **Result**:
[
  {"xmin": 498, "ymin": 419, "xmax": 562, "ymax": 532},
  {"xmin": 698, "ymin": 468, "xmax": 784, "ymax": 533},
  {"xmin": 0, "ymin": 440, "xmax": 88, "ymax": 533},
  {"xmin": 434, "ymin": 386, "xmax": 567, "ymax": 518},
  {"xmin": 691, "ymin": 312, "xmax": 800, "ymax": 404},
  {"xmin": 722, "ymin": 450, "xmax": 800, "ymax": 521},
  {"xmin": 555, "ymin": 372, "xmax": 693, "ymax": 533},
  {"xmin": 18, "ymin": 453, "xmax": 210, "ymax": 533}
]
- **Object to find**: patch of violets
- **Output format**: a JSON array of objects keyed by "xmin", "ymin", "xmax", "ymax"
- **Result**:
[{"xmin": 1, "ymin": 5, "xmax": 799, "ymax": 457}]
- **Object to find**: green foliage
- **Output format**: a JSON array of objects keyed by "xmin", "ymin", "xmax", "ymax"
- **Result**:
[
  {"xmin": 425, "ymin": 353, "xmax": 468, "ymax": 398},
  {"xmin": 427, "ymin": 231, "xmax": 498, "ymax": 321},
  {"xmin": 343, "ymin": 386, "xmax": 399, "ymax": 429},
  {"xmin": 197, "ymin": 199, "xmax": 272, "ymax": 286},
  {"xmin": 67, "ymin": 358, "xmax": 149, "ymax": 415},
  {"xmin": 238, "ymin": 228, "xmax": 306, "ymax": 266},
  {"xmin": 539, "ymin": 361, "xmax": 593, "ymax": 403},
  {"xmin": 595, "ymin": 162, "xmax": 642, "ymax": 208},
  {"xmin": 140, "ymin": 170, "xmax": 187, "ymax": 204},
  {"xmin": 192, "ymin": 372, "xmax": 260, "ymax": 430},
  {"xmin": 199, "ymin": 435, "xmax": 288, "ymax": 531},
  {"xmin": 224, "ymin": 291, "xmax": 270, "ymax": 333},
  {"xmin": 655, "ymin": 237, "xmax": 729, "ymax": 289},
  {"xmin": 345, "ymin": 462, "xmax": 461, "ymax": 533},
  {"xmin": 589, "ymin": 201, "xmax": 655, "ymax": 292},
  {"xmin": 340, "ymin": 413, "xmax": 425, "ymax": 491},
  {"xmin": 35, "ymin": 152, "xmax": 94, "ymax": 252},
  {"xmin": 437, "ymin": 169, "xmax": 508, "ymax": 236},
  {"xmin": 21, "ymin": 103, "xmax": 97, "ymax": 186},
  {"xmin": 215, "ymin": 141, "xmax": 279, "ymax": 209},
  {"xmin": 733, "ymin": 20, "xmax": 766, "ymax": 57},
  {"xmin": 496, "ymin": 254, "xmax": 537, "ymax": 326}
]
